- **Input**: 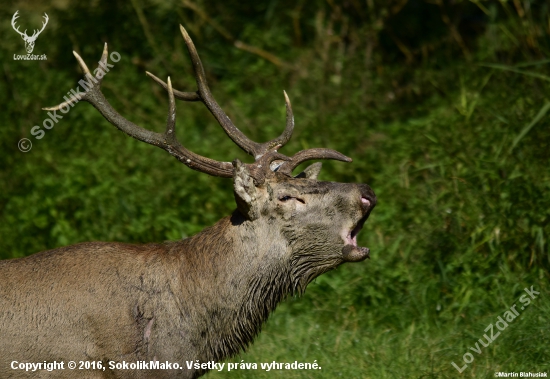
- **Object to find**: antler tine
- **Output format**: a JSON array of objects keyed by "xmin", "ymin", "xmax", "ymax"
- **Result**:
[
  {"xmin": 277, "ymin": 149, "xmax": 352, "ymax": 176},
  {"xmin": 43, "ymin": 43, "xmax": 233, "ymax": 178},
  {"xmin": 163, "ymin": 76, "xmax": 234, "ymax": 176},
  {"xmin": 165, "ymin": 77, "xmax": 177, "ymax": 145},
  {"xmin": 146, "ymin": 71, "xmax": 200, "ymax": 101},
  {"xmin": 178, "ymin": 25, "xmax": 262, "ymax": 157},
  {"xmin": 264, "ymin": 90, "xmax": 295, "ymax": 151},
  {"xmin": 283, "ymin": 91, "xmax": 295, "ymax": 140},
  {"xmin": 42, "ymin": 50, "xmax": 92, "ymax": 111},
  {"xmin": 99, "ymin": 42, "xmax": 108, "ymax": 67},
  {"xmin": 73, "ymin": 50, "xmax": 91, "ymax": 75},
  {"xmin": 42, "ymin": 13, "xmax": 49, "ymax": 28}
]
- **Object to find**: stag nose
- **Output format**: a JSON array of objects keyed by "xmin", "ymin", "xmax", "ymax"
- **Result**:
[{"xmin": 358, "ymin": 184, "xmax": 376, "ymax": 211}]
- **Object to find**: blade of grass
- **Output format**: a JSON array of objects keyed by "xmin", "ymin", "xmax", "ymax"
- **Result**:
[
  {"xmin": 514, "ymin": 59, "xmax": 550, "ymax": 68},
  {"xmin": 509, "ymin": 100, "xmax": 550, "ymax": 153},
  {"xmin": 479, "ymin": 63, "xmax": 550, "ymax": 82}
]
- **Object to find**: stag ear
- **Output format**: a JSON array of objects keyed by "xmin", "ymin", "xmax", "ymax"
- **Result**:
[
  {"xmin": 233, "ymin": 159, "xmax": 260, "ymax": 220},
  {"xmin": 294, "ymin": 162, "xmax": 323, "ymax": 180}
]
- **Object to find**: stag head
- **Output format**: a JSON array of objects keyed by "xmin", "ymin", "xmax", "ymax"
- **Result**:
[
  {"xmin": 232, "ymin": 160, "xmax": 376, "ymax": 292},
  {"xmin": 11, "ymin": 11, "xmax": 49, "ymax": 54}
]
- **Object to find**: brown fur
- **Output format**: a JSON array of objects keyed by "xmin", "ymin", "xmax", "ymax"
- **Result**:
[{"xmin": 0, "ymin": 169, "xmax": 375, "ymax": 379}]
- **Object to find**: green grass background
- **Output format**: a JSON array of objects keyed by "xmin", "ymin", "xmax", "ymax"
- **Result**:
[{"xmin": 0, "ymin": 0, "xmax": 549, "ymax": 378}]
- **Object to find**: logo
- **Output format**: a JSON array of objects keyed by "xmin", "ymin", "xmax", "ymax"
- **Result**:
[{"xmin": 11, "ymin": 10, "xmax": 48, "ymax": 60}]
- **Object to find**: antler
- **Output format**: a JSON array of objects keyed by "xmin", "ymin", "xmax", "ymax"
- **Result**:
[
  {"xmin": 43, "ymin": 25, "xmax": 351, "ymax": 183},
  {"xmin": 44, "ymin": 44, "xmax": 234, "ymax": 177},
  {"xmin": 30, "ymin": 13, "xmax": 49, "ymax": 39},
  {"xmin": 11, "ymin": 11, "xmax": 48, "ymax": 40},
  {"xmin": 11, "ymin": 11, "xmax": 26, "ymax": 38},
  {"xmin": 146, "ymin": 26, "xmax": 294, "ymax": 159}
]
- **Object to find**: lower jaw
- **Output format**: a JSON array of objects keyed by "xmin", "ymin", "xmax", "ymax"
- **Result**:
[{"xmin": 341, "ymin": 244, "xmax": 370, "ymax": 262}]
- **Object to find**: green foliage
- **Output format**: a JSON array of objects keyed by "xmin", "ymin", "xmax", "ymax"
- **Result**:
[{"xmin": 1, "ymin": 0, "xmax": 548, "ymax": 377}]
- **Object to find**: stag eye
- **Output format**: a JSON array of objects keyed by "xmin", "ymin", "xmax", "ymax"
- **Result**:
[{"xmin": 278, "ymin": 195, "xmax": 305, "ymax": 204}]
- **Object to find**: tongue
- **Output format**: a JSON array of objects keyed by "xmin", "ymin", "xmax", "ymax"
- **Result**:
[{"xmin": 342, "ymin": 245, "xmax": 370, "ymax": 262}]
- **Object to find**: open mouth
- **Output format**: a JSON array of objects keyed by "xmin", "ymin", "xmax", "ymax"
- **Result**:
[
  {"xmin": 347, "ymin": 216, "xmax": 367, "ymax": 247},
  {"xmin": 342, "ymin": 213, "xmax": 371, "ymax": 262}
]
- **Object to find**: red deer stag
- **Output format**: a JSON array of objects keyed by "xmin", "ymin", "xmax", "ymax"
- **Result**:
[{"xmin": 1, "ymin": 26, "xmax": 376, "ymax": 379}]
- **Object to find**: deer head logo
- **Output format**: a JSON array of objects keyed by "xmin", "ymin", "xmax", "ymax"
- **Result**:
[{"xmin": 11, "ymin": 11, "xmax": 49, "ymax": 54}]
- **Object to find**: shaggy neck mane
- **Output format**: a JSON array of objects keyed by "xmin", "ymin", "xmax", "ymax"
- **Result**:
[{"xmin": 168, "ymin": 212, "xmax": 295, "ymax": 363}]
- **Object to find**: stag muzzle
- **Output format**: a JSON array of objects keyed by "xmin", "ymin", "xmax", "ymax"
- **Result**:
[{"xmin": 342, "ymin": 184, "xmax": 376, "ymax": 262}]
